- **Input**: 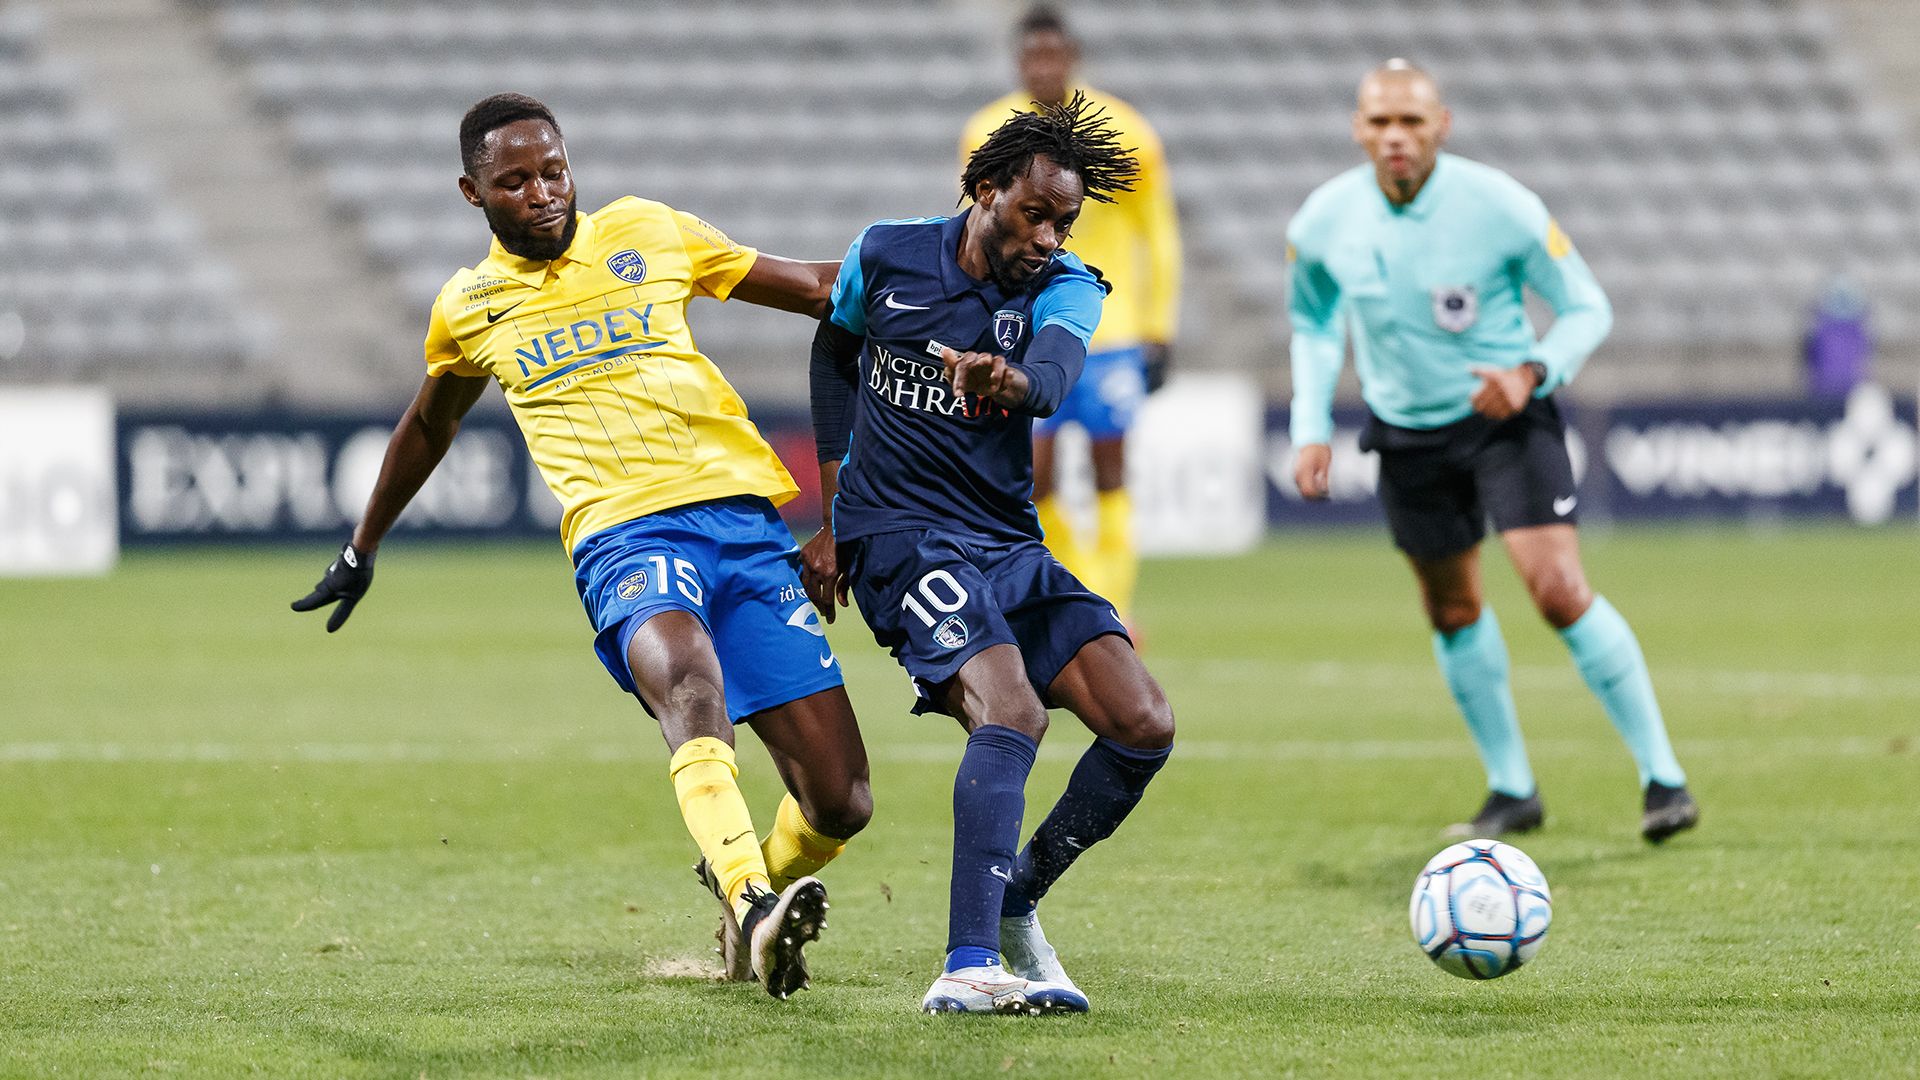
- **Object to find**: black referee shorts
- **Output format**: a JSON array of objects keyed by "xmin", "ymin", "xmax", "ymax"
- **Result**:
[{"xmin": 1360, "ymin": 397, "xmax": 1579, "ymax": 560}]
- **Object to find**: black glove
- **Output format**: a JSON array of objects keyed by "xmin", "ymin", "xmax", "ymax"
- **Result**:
[
  {"xmin": 291, "ymin": 542, "xmax": 375, "ymax": 632},
  {"xmin": 1143, "ymin": 342, "xmax": 1173, "ymax": 394}
]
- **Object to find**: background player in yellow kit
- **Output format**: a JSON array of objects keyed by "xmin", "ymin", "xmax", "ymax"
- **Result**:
[
  {"xmin": 960, "ymin": 5, "xmax": 1182, "ymax": 624},
  {"xmin": 291, "ymin": 94, "xmax": 869, "ymax": 999}
]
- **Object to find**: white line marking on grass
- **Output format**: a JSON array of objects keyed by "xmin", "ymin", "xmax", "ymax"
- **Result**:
[
  {"xmin": 0, "ymin": 736, "xmax": 1905, "ymax": 765},
  {"xmin": 1154, "ymin": 658, "xmax": 1920, "ymax": 700}
]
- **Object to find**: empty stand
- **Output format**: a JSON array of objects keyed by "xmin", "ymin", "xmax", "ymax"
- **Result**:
[{"xmin": 0, "ymin": 5, "xmax": 269, "ymax": 381}]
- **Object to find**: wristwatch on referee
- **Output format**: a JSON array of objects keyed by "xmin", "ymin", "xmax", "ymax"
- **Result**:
[{"xmin": 1521, "ymin": 360, "xmax": 1549, "ymax": 392}]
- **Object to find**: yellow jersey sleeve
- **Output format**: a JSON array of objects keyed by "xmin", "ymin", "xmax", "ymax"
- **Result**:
[
  {"xmin": 675, "ymin": 210, "xmax": 759, "ymax": 300},
  {"xmin": 424, "ymin": 293, "xmax": 487, "ymax": 378},
  {"xmin": 1116, "ymin": 107, "xmax": 1184, "ymax": 344}
]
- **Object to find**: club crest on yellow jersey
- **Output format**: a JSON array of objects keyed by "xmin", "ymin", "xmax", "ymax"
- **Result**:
[{"xmin": 607, "ymin": 249, "xmax": 648, "ymax": 284}]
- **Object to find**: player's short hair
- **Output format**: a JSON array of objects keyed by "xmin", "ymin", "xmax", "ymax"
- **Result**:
[
  {"xmin": 961, "ymin": 91, "xmax": 1138, "ymax": 206},
  {"xmin": 1017, "ymin": 4, "xmax": 1073, "ymax": 42},
  {"xmin": 459, "ymin": 93, "xmax": 561, "ymax": 177}
]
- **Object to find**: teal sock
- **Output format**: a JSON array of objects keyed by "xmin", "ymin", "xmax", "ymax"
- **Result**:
[
  {"xmin": 1433, "ymin": 608, "xmax": 1535, "ymax": 798},
  {"xmin": 1559, "ymin": 595, "xmax": 1686, "ymax": 788}
]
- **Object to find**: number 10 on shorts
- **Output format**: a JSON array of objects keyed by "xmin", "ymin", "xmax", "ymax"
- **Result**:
[{"xmin": 900, "ymin": 569, "xmax": 968, "ymax": 628}]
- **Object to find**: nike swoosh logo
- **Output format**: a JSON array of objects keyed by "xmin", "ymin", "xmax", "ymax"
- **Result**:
[
  {"xmin": 987, "ymin": 865, "xmax": 1014, "ymax": 883},
  {"xmin": 819, "ymin": 653, "xmax": 835, "ymax": 669},
  {"xmin": 883, "ymin": 292, "xmax": 928, "ymax": 311},
  {"xmin": 1553, "ymin": 495, "xmax": 1577, "ymax": 516},
  {"xmin": 721, "ymin": 830, "xmax": 753, "ymax": 846},
  {"xmin": 486, "ymin": 300, "xmax": 525, "ymax": 323}
]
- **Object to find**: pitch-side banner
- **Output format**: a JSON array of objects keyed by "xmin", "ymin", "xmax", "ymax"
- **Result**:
[
  {"xmin": 0, "ymin": 386, "xmax": 119, "ymax": 575},
  {"xmin": 1266, "ymin": 384, "xmax": 1918, "ymax": 526}
]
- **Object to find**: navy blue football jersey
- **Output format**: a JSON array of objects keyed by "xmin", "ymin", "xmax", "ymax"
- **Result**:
[{"xmin": 824, "ymin": 211, "xmax": 1105, "ymax": 543}]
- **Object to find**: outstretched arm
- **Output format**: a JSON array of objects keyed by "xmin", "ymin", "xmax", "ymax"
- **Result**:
[
  {"xmin": 292, "ymin": 371, "xmax": 488, "ymax": 631},
  {"xmin": 730, "ymin": 256, "xmax": 841, "ymax": 319},
  {"xmin": 350, "ymin": 372, "xmax": 490, "ymax": 552}
]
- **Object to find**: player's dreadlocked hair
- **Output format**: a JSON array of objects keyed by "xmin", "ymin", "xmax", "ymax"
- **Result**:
[
  {"xmin": 960, "ymin": 91, "xmax": 1139, "ymax": 207},
  {"xmin": 459, "ymin": 93, "xmax": 561, "ymax": 177}
]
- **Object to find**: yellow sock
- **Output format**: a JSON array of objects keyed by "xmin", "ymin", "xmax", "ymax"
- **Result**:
[
  {"xmin": 668, "ymin": 737, "xmax": 770, "ymax": 923},
  {"xmin": 760, "ymin": 793, "xmax": 849, "ymax": 892},
  {"xmin": 1094, "ymin": 488, "xmax": 1139, "ymax": 619},
  {"xmin": 1037, "ymin": 494, "xmax": 1092, "ymax": 585}
]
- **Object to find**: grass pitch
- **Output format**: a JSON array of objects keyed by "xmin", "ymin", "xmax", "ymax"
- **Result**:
[{"xmin": 1, "ymin": 525, "xmax": 1916, "ymax": 1078}]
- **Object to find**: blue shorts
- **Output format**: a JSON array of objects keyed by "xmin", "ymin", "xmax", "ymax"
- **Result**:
[
  {"xmin": 1032, "ymin": 345, "xmax": 1148, "ymax": 440},
  {"xmin": 572, "ymin": 496, "xmax": 843, "ymax": 723},
  {"xmin": 842, "ymin": 528, "xmax": 1129, "ymax": 715}
]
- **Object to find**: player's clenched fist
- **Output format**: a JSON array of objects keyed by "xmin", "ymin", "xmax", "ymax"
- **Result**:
[
  {"xmin": 940, "ymin": 346, "xmax": 1020, "ymax": 403},
  {"xmin": 291, "ymin": 541, "xmax": 375, "ymax": 632}
]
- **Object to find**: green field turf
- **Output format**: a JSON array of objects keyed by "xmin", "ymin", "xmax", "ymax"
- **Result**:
[{"xmin": 2, "ymin": 525, "xmax": 1917, "ymax": 1078}]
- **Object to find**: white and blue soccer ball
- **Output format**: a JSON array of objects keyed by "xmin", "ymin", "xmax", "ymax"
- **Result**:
[{"xmin": 1409, "ymin": 839, "xmax": 1552, "ymax": 980}]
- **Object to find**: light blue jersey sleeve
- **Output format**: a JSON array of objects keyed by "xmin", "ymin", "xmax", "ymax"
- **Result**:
[
  {"xmin": 1285, "ymin": 216, "xmax": 1347, "ymax": 447},
  {"xmin": 1032, "ymin": 253, "xmax": 1105, "ymax": 348},
  {"xmin": 828, "ymin": 230, "xmax": 870, "ymax": 336},
  {"xmin": 1504, "ymin": 191, "xmax": 1613, "ymax": 393}
]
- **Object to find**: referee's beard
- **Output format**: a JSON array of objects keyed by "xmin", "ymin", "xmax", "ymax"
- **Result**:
[{"xmin": 486, "ymin": 192, "xmax": 579, "ymax": 262}]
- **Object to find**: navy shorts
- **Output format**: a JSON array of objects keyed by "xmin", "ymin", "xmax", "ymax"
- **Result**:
[
  {"xmin": 1361, "ymin": 396, "xmax": 1580, "ymax": 560},
  {"xmin": 1032, "ymin": 345, "xmax": 1147, "ymax": 440},
  {"xmin": 841, "ymin": 528, "xmax": 1129, "ymax": 715},
  {"xmin": 572, "ymin": 496, "xmax": 843, "ymax": 723}
]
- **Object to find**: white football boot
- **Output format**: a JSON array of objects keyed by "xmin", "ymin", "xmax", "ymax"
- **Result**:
[
  {"xmin": 741, "ymin": 876, "xmax": 829, "ymax": 1000},
  {"xmin": 999, "ymin": 910, "xmax": 1090, "ymax": 1013},
  {"xmin": 921, "ymin": 962, "xmax": 1043, "ymax": 1015}
]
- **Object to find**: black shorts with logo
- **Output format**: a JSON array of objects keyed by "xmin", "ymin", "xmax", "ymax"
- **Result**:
[{"xmin": 1360, "ymin": 396, "xmax": 1579, "ymax": 560}]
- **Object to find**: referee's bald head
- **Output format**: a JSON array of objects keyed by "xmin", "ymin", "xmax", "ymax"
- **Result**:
[{"xmin": 1359, "ymin": 58, "xmax": 1442, "ymax": 106}]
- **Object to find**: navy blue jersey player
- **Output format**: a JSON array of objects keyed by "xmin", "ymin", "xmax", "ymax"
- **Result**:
[{"xmin": 804, "ymin": 96, "xmax": 1175, "ymax": 1015}]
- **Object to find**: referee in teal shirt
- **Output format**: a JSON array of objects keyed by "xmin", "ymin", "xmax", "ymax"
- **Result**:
[{"xmin": 1286, "ymin": 60, "xmax": 1699, "ymax": 843}]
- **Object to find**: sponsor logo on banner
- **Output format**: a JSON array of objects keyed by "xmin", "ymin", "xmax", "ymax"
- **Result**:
[
  {"xmin": 1604, "ymin": 383, "xmax": 1917, "ymax": 524},
  {"xmin": 0, "ymin": 387, "xmax": 118, "ymax": 575},
  {"xmin": 1265, "ymin": 386, "xmax": 1916, "ymax": 527}
]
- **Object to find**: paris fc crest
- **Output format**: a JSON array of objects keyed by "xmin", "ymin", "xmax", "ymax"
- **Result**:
[
  {"xmin": 933, "ymin": 614, "xmax": 970, "ymax": 650},
  {"xmin": 992, "ymin": 310, "xmax": 1027, "ymax": 352},
  {"xmin": 1431, "ymin": 285, "xmax": 1478, "ymax": 333}
]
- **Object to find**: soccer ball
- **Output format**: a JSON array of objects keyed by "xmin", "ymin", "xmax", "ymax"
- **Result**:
[{"xmin": 1409, "ymin": 839, "xmax": 1552, "ymax": 979}]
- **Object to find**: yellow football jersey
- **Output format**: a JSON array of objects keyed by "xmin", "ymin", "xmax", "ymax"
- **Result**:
[
  {"xmin": 960, "ymin": 86, "xmax": 1182, "ymax": 351},
  {"xmin": 425, "ymin": 197, "xmax": 798, "ymax": 553}
]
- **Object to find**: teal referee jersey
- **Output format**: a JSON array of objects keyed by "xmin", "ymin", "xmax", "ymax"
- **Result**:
[{"xmin": 1285, "ymin": 152, "xmax": 1611, "ymax": 445}]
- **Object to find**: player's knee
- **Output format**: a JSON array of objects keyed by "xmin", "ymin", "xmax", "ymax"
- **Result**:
[
  {"xmin": 1425, "ymin": 597, "xmax": 1482, "ymax": 635},
  {"xmin": 1116, "ymin": 694, "xmax": 1175, "ymax": 750},
  {"xmin": 1528, "ymin": 572, "xmax": 1593, "ymax": 630},
  {"xmin": 811, "ymin": 778, "xmax": 873, "ymax": 840},
  {"xmin": 973, "ymin": 700, "xmax": 1049, "ymax": 741},
  {"xmin": 655, "ymin": 670, "xmax": 728, "ymax": 731}
]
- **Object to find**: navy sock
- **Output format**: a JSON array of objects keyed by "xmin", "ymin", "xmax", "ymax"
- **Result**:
[
  {"xmin": 946, "ymin": 724, "xmax": 1039, "ymax": 969},
  {"xmin": 1001, "ymin": 736, "xmax": 1171, "ymax": 918}
]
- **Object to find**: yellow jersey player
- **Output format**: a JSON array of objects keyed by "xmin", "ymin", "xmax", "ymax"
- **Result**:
[
  {"xmin": 292, "ymin": 94, "xmax": 870, "ymax": 999},
  {"xmin": 959, "ymin": 4, "xmax": 1182, "ymax": 624}
]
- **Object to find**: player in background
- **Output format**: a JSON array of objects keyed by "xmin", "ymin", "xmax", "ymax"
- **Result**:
[
  {"xmin": 804, "ymin": 96, "xmax": 1174, "ymax": 1015},
  {"xmin": 1286, "ymin": 62, "xmax": 1700, "ymax": 843},
  {"xmin": 959, "ymin": 5, "xmax": 1182, "ymax": 627},
  {"xmin": 291, "ymin": 94, "xmax": 872, "ymax": 998}
]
